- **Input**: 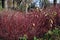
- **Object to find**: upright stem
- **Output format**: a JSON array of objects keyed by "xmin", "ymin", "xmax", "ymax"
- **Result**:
[
  {"xmin": 26, "ymin": 3, "xmax": 28, "ymax": 13},
  {"xmin": 5, "ymin": 0, "xmax": 8, "ymax": 9},
  {"xmin": 25, "ymin": 0, "xmax": 28, "ymax": 13}
]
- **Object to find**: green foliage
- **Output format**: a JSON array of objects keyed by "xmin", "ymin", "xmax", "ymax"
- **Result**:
[
  {"xmin": 43, "ymin": 27, "xmax": 60, "ymax": 40},
  {"xmin": 34, "ymin": 36, "xmax": 37, "ymax": 40},
  {"xmin": 19, "ymin": 4, "xmax": 26, "ymax": 11},
  {"xmin": 0, "ymin": 0, "xmax": 3, "ymax": 11},
  {"xmin": 19, "ymin": 27, "xmax": 60, "ymax": 40}
]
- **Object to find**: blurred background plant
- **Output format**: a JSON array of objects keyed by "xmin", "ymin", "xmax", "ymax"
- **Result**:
[{"xmin": 0, "ymin": 0, "xmax": 59, "ymax": 11}]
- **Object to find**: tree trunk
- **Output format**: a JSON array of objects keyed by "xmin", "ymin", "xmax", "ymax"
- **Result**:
[
  {"xmin": 5, "ymin": 0, "xmax": 8, "ymax": 9},
  {"xmin": 2, "ymin": 0, "xmax": 5, "ymax": 8},
  {"xmin": 54, "ymin": 0, "xmax": 57, "ymax": 6},
  {"xmin": 13, "ymin": 0, "xmax": 14, "ymax": 9},
  {"xmin": 43, "ymin": 0, "xmax": 48, "ymax": 9}
]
